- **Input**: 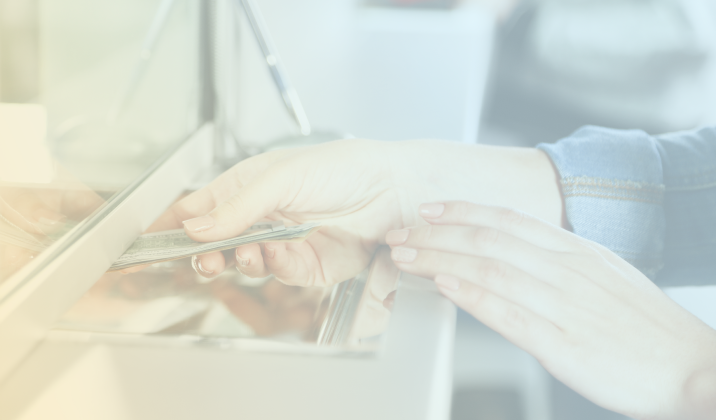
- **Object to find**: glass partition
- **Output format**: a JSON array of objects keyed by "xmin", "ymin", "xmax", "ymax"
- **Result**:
[
  {"xmin": 1, "ymin": 0, "xmax": 394, "ymax": 357},
  {"xmin": 0, "ymin": 0, "xmax": 202, "ymax": 288}
]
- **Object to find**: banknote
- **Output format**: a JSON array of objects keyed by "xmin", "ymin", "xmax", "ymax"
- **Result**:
[
  {"xmin": 0, "ymin": 214, "xmax": 70, "ymax": 253},
  {"xmin": 108, "ymin": 221, "xmax": 320, "ymax": 272},
  {"xmin": 0, "ymin": 214, "xmax": 319, "ymax": 272}
]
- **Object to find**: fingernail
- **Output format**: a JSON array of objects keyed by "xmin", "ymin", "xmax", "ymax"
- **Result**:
[
  {"xmin": 183, "ymin": 215, "xmax": 215, "ymax": 233},
  {"xmin": 391, "ymin": 247, "xmax": 417, "ymax": 263},
  {"xmin": 419, "ymin": 203, "xmax": 445, "ymax": 218},
  {"xmin": 435, "ymin": 274, "xmax": 460, "ymax": 291},
  {"xmin": 236, "ymin": 255, "xmax": 250, "ymax": 267},
  {"xmin": 385, "ymin": 229, "xmax": 410, "ymax": 246},
  {"xmin": 264, "ymin": 244, "xmax": 275, "ymax": 259},
  {"xmin": 192, "ymin": 255, "xmax": 214, "ymax": 276}
]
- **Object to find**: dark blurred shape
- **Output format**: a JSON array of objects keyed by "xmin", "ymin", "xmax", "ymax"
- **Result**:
[
  {"xmin": 366, "ymin": 0, "xmax": 459, "ymax": 9},
  {"xmin": 481, "ymin": 1, "xmax": 716, "ymax": 147},
  {"xmin": 0, "ymin": 0, "xmax": 39, "ymax": 102},
  {"xmin": 452, "ymin": 387, "xmax": 523, "ymax": 420}
]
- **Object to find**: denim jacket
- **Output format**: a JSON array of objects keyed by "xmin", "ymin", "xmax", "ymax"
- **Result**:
[{"xmin": 537, "ymin": 125, "xmax": 716, "ymax": 287}]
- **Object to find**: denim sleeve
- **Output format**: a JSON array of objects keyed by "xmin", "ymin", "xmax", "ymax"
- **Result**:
[{"xmin": 537, "ymin": 125, "xmax": 716, "ymax": 285}]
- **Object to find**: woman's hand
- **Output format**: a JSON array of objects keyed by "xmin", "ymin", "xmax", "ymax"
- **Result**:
[
  {"xmin": 135, "ymin": 140, "xmax": 562, "ymax": 288},
  {"xmin": 386, "ymin": 201, "xmax": 716, "ymax": 420},
  {"xmin": 0, "ymin": 169, "xmax": 105, "ymax": 282},
  {"xmin": 143, "ymin": 140, "xmax": 407, "ymax": 287}
]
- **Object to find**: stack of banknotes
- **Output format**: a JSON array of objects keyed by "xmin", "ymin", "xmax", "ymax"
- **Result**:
[
  {"xmin": 0, "ymin": 216, "xmax": 61, "ymax": 253},
  {"xmin": 108, "ymin": 221, "xmax": 320, "ymax": 272},
  {"xmin": 0, "ymin": 216, "xmax": 319, "ymax": 272}
]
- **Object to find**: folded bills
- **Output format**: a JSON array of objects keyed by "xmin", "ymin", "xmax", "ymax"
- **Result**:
[
  {"xmin": 0, "ymin": 214, "xmax": 72, "ymax": 253},
  {"xmin": 108, "ymin": 221, "xmax": 320, "ymax": 272}
]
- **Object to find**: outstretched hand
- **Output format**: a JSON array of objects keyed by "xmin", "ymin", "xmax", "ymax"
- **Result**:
[
  {"xmin": 125, "ymin": 140, "xmax": 562, "ymax": 288},
  {"xmin": 387, "ymin": 201, "xmax": 716, "ymax": 420},
  {"xmin": 130, "ymin": 140, "xmax": 409, "ymax": 287}
]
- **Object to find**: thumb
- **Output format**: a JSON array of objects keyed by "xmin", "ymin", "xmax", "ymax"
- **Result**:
[{"xmin": 182, "ymin": 170, "xmax": 290, "ymax": 242}]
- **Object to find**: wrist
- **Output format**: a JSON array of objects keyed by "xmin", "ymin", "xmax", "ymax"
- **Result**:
[{"xmin": 387, "ymin": 140, "xmax": 564, "ymax": 227}]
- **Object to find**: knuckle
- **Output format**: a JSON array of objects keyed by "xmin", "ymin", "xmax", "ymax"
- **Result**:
[
  {"xmin": 505, "ymin": 307, "xmax": 528, "ymax": 330},
  {"xmin": 416, "ymin": 249, "xmax": 437, "ymax": 267},
  {"xmin": 470, "ymin": 227, "xmax": 501, "ymax": 250},
  {"xmin": 560, "ymin": 238, "xmax": 589, "ymax": 254},
  {"xmin": 475, "ymin": 259, "xmax": 506, "ymax": 283},
  {"xmin": 224, "ymin": 194, "xmax": 247, "ymax": 215},
  {"xmin": 408, "ymin": 225, "xmax": 433, "ymax": 245},
  {"xmin": 497, "ymin": 207, "xmax": 526, "ymax": 230},
  {"xmin": 565, "ymin": 252, "xmax": 601, "ymax": 271},
  {"xmin": 267, "ymin": 256, "xmax": 288, "ymax": 271},
  {"xmin": 269, "ymin": 254, "xmax": 292, "ymax": 273},
  {"xmin": 450, "ymin": 201, "xmax": 471, "ymax": 221},
  {"xmin": 465, "ymin": 286, "xmax": 485, "ymax": 309},
  {"xmin": 581, "ymin": 241, "xmax": 610, "ymax": 259},
  {"xmin": 414, "ymin": 224, "xmax": 434, "ymax": 243},
  {"xmin": 240, "ymin": 261, "xmax": 269, "ymax": 278}
]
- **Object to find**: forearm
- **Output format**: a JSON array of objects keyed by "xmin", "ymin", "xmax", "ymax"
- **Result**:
[{"xmin": 388, "ymin": 140, "xmax": 564, "ymax": 227}]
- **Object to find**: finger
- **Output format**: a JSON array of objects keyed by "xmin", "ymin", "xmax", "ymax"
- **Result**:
[
  {"xmin": 435, "ymin": 274, "xmax": 563, "ymax": 362},
  {"xmin": 264, "ymin": 241, "xmax": 324, "ymax": 287},
  {"xmin": 183, "ymin": 172, "xmax": 291, "ymax": 242},
  {"xmin": 387, "ymin": 225, "xmax": 568, "ymax": 288},
  {"xmin": 192, "ymin": 251, "xmax": 225, "ymax": 280},
  {"xmin": 415, "ymin": 202, "xmax": 652, "ymax": 294},
  {"xmin": 418, "ymin": 201, "xmax": 585, "ymax": 253},
  {"xmin": 391, "ymin": 247, "xmax": 564, "ymax": 321},
  {"xmin": 235, "ymin": 243, "xmax": 270, "ymax": 278},
  {"xmin": 182, "ymin": 157, "xmax": 300, "ymax": 243},
  {"xmin": 147, "ymin": 149, "xmax": 296, "ymax": 233},
  {"xmin": 148, "ymin": 188, "xmax": 218, "ymax": 232}
]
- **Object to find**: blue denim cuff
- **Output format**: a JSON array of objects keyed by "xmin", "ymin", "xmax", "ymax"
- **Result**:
[{"xmin": 537, "ymin": 126, "xmax": 666, "ymax": 277}]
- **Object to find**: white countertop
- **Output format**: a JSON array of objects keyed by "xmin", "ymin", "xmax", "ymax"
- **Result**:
[{"xmin": 0, "ymin": 276, "xmax": 455, "ymax": 420}]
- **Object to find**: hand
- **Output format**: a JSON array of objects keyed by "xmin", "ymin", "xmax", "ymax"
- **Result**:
[
  {"xmin": 136, "ymin": 140, "xmax": 562, "ymax": 287},
  {"xmin": 0, "ymin": 168, "xmax": 105, "ymax": 281},
  {"xmin": 386, "ymin": 201, "xmax": 716, "ymax": 420},
  {"xmin": 144, "ymin": 141, "xmax": 405, "ymax": 286},
  {"xmin": 0, "ymin": 181, "xmax": 103, "ymax": 235}
]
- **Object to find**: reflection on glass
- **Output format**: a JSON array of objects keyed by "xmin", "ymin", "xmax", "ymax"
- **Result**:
[
  {"xmin": 0, "ymin": 0, "xmax": 200, "ymax": 287},
  {"xmin": 0, "ymin": 167, "xmax": 106, "ymax": 284},
  {"xmin": 41, "ymin": 0, "xmax": 201, "ymax": 188},
  {"xmin": 56, "ymin": 247, "xmax": 401, "ymax": 354}
]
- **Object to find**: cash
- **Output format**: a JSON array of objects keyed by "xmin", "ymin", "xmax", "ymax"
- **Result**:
[
  {"xmin": 108, "ymin": 221, "xmax": 320, "ymax": 272},
  {"xmin": 0, "ymin": 215, "xmax": 67, "ymax": 253}
]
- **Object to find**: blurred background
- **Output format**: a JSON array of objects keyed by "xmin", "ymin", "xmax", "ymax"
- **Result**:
[
  {"xmin": 1, "ymin": 0, "xmax": 716, "ymax": 419},
  {"xmin": 479, "ymin": 0, "xmax": 716, "ymax": 149}
]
